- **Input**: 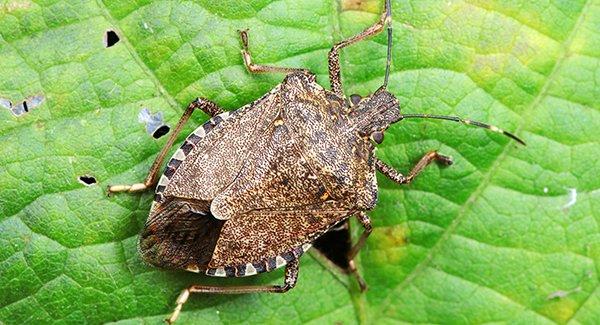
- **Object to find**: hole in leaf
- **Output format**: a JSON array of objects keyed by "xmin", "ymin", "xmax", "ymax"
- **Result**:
[
  {"xmin": 1, "ymin": 94, "xmax": 45, "ymax": 116},
  {"xmin": 0, "ymin": 98, "xmax": 12, "ymax": 110},
  {"xmin": 139, "ymin": 108, "xmax": 170, "ymax": 139},
  {"xmin": 152, "ymin": 125, "xmax": 170, "ymax": 139},
  {"xmin": 78, "ymin": 175, "xmax": 97, "ymax": 186},
  {"xmin": 104, "ymin": 30, "xmax": 120, "ymax": 48}
]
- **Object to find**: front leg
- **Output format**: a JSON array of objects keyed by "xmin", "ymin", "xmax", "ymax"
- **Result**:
[
  {"xmin": 348, "ymin": 212, "xmax": 372, "ymax": 261},
  {"xmin": 375, "ymin": 151, "xmax": 453, "ymax": 185}
]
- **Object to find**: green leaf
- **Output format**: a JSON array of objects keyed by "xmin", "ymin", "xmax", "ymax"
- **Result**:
[{"xmin": 1, "ymin": 0, "xmax": 599, "ymax": 324}]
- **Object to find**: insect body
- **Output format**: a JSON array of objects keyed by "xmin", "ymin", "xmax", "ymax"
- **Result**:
[
  {"xmin": 142, "ymin": 72, "xmax": 395, "ymax": 273},
  {"xmin": 108, "ymin": 0, "xmax": 523, "ymax": 322}
]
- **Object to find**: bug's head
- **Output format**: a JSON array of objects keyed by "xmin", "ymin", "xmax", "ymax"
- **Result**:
[
  {"xmin": 345, "ymin": 0, "xmax": 398, "ymax": 145},
  {"xmin": 348, "ymin": 87, "xmax": 401, "ymax": 144}
]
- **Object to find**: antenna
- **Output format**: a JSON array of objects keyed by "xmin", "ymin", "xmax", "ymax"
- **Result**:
[
  {"xmin": 382, "ymin": 0, "xmax": 392, "ymax": 89},
  {"xmin": 400, "ymin": 113, "xmax": 525, "ymax": 145}
]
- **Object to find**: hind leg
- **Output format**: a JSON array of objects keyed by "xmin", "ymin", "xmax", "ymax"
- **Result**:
[
  {"xmin": 312, "ymin": 219, "xmax": 369, "ymax": 292},
  {"xmin": 166, "ymin": 259, "xmax": 300, "ymax": 324}
]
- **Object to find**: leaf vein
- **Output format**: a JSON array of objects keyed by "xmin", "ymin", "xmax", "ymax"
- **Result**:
[{"xmin": 373, "ymin": 0, "xmax": 594, "ymax": 320}]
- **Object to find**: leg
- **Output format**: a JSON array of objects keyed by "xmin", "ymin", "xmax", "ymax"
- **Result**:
[
  {"xmin": 329, "ymin": 0, "xmax": 392, "ymax": 96},
  {"xmin": 348, "ymin": 259, "xmax": 368, "ymax": 292},
  {"xmin": 347, "ymin": 212, "xmax": 372, "ymax": 292},
  {"xmin": 310, "ymin": 220, "xmax": 368, "ymax": 291},
  {"xmin": 166, "ymin": 259, "xmax": 299, "ymax": 324},
  {"xmin": 194, "ymin": 97, "xmax": 223, "ymax": 117},
  {"xmin": 375, "ymin": 151, "xmax": 453, "ymax": 185},
  {"xmin": 348, "ymin": 212, "xmax": 372, "ymax": 261},
  {"xmin": 108, "ymin": 98, "xmax": 224, "ymax": 194},
  {"xmin": 239, "ymin": 29, "xmax": 309, "ymax": 74}
]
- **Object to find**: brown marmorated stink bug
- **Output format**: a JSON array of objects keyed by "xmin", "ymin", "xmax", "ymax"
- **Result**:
[{"xmin": 108, "ymin": 0, "xmax": 524, "ymax": 322}]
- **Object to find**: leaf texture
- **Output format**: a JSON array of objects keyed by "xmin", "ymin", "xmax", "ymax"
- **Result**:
[{"xmin": 0, "ymin": 0, "xmax": 599, "ymax": 324}]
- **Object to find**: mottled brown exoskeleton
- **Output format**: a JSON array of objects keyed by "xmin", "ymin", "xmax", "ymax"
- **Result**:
[{"xmin": 109, "ymin": 0, "xmax": 524, "ymax": 322}]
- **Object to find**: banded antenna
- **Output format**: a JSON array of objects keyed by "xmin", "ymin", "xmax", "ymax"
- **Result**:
[{"xmin": 400, "ymin": 113, "xmax": 525, "ymax": 145}]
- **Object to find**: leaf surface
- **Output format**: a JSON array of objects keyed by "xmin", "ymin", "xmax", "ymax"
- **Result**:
[{"xmin": 1, "ymin": 0, "xmax": 599, "ymax": 324}]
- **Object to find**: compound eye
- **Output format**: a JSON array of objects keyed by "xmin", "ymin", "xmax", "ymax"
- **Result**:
[
  {"xmin": 371, "ymin": 131, "xmax": 384, "ymax": 144},
  {"xmin": 350, "ymin": 94, "xmax": 362, "ymax": 106}
]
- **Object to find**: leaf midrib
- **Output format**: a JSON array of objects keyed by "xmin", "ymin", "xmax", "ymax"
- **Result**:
[{"xmin": 371, "ymin": 0, "xmax": 594, "ymax": 323}]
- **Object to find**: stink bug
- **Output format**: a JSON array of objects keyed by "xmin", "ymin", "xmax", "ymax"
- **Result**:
[{"xmin": 108, "ymin": 0, "xmax": 524, "ymax": 322}]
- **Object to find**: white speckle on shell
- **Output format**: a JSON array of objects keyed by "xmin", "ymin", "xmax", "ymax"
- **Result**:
[
  {"xmin": 194, "ymin": 127, "xmax": 206, "ymax": 137},
  {"xmin": 302, "ymin": 243, "xmax": 312, "ymax": 252},
  {"xmin": 173, "ymin": 149, "xmax": 186, "ymax": 160},
  {"xmin": 158, "ymin": 175, "xmax": 169, "ymax": 186},
  {"xmin": 186, "ymin": 265, "xmax": 200, "ymax": 273},
  {"xmin": 275, "ymin": 256, "xmax": 287, "ymax": 268},
  {"xmin": 245, "ymin": 263, "xmax": 257, "ymax": 276},
  {"xmin": 214, "ymin": 268, "xmax": 226, "ymax": 277}
]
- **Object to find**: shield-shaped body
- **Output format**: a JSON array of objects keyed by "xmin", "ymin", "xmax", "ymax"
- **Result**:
[{"xmin": 139, "ymin": 71, "xmax": 379, "ymax": 277}]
